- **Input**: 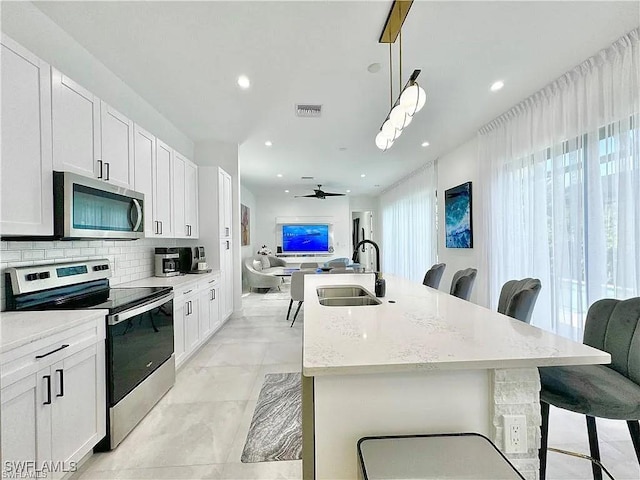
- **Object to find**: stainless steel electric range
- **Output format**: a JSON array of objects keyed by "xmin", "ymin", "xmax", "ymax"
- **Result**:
[{"xmin": 5, "ymin": 259, "xmax": 175, "ymax": 450}]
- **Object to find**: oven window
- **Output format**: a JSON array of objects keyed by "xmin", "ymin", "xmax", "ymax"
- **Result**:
[
  {"xmin": 73, "ymin": 184, "xmax": 141, "ymax": 232},
  {"xmin": 108, "ymin": 299, "xmax": 173, "ymax": 405}
]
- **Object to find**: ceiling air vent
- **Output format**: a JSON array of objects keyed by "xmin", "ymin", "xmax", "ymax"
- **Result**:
[
  {"xmin": 296, "ymin": 104, "xmax": 322, "ymax": 118},
  {"xmin": 301, "ymin": 176, "xmax": 315, "ymax": 180}
]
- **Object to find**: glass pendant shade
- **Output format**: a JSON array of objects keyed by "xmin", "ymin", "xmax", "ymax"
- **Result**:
[
  {"xmin": 375, "ymin": 131, "xmax": 393, "ymax": 150},
  {"xmin": 389, "ymin": 105, "xmax": 412, "ymax": 129},
  {"xmin": 400, "ymin": 83, "xmax": 426, "ymax": 116},
  {"xmin": 381, "ymin": 119, "xmax": 400, "ymax": 141}
]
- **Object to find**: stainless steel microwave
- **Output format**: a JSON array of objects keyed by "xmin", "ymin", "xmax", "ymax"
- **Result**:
[{"xmin": 53, "ymin": 171, "xmax": 144, "ymax": 239}]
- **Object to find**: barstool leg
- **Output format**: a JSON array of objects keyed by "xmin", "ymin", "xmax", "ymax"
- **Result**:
[
  {"xmin": 539, "ymin": 401, "xmax": 550, "ymax": 480},
  {"xmin": 286, "ymin": 299, "xmax": 293, "ymax": 320},
  {"xmin": 628, "ymin": 420, "xmax": 640, "ymax": 464},
  {"xmin": 586, "ymin": 416, "xmax": 603, "ymax": 480}
]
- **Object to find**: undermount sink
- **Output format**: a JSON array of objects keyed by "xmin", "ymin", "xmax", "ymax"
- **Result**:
[
  {"xmin": 319, "ymin": 297, "xmax": 382, "ymax": 307},
  {"xmin": 316, "ymin": 285, "xmax": 381, "ymax": 307}
]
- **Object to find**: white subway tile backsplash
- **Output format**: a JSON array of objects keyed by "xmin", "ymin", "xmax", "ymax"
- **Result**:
[
  {"xmin": 1, "ymin": 251, "xmax": 22, "ymax": 262},
  {"xmin": 22, "ymin": 250, "xmax": 45, "ymax": 260},
  {"xmin": 8, "ymin": 241, "xmax": 32, "ymax": 250},
  {"xmin": 81, "ymin": 248, "xmax": 96, "ymax": 256},
  {"xmin": 64, "ymin": 249, "xmax": 82, "ymax": 257},
  {"xmin": 46, "ymin": 250, "xmax": 65, "ymax": 259}
]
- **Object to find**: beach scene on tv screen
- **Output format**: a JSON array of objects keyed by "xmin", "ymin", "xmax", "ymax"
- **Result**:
[{"xmin": 283, "ymin": 224, "xmax": 329, "ymax": 252}]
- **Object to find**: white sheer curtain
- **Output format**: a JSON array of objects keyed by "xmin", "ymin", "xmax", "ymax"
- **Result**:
[
  {"xmin": 479, "ymin": 28, "xmax": 640, "ymax": 341},
  {"xmin": 380, "ymin": 160, "xmax": 438, "ymax": 282}
]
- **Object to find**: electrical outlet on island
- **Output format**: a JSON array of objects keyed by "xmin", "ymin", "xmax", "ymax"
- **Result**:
[{"xmin": 503, "ymin": 414, "xmax": 528, "ymax": 453}]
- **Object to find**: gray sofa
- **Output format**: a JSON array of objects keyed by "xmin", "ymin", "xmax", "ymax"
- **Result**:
[{"xmin": 243, "ymin": 255, "xmax": 287, "ymax": 292}]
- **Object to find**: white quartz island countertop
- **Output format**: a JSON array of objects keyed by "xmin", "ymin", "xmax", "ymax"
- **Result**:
[
  {"xmin": 302, "ymin": 274, "xmax": 611, "ymax": 376},
  {"xmin": 0, "ymin": 309, "xmax": 108, "ymax": 354}
]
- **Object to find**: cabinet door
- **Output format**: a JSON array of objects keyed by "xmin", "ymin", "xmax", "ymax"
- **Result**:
[
  {"xmin": 173, "ymin": 153, "xmax": 187, "ymax": 238},
  {"xmin": 52, "ymin": 68, "xmax": 101, "ymax": 179},
  {"xmin": 210, "ymin": 285, "xmax": 221, "ymax": 332},
  {"xmin": 174, "ymin": 299, "xmax": 186, "ymax": 367},
  {"xmin": 1, "ymin": 368, "xmax": 52, "ymax": 469},
  {"xmin": 154, "ymin": 140, "xmax": 174, "ymax": 237},
  {"xmin": 184, "ymin": 296, "xmax": 200, "ymax": 353},
  {"xmin": 101, "ymin": 101, "xmax": 134, "ymax": 189},
  {"xmin": 199, "ymin": 289, "xmax": 212, "ymax": 341},
  {"xmin": 1, "ymin": 36, "xmax": 53, "ymax": 236},
  {"xmin": 185, "ymin": 160, "xmax": 199, "ymax": 238},
  {"xmin": 134, "ymin": 124, "xmax": 156, "ymax": 237},
  {"xmin": 219, "ymin": 239, "xmax": 233, "ymax": 319},
  {"xmin": 218, "ymin": 168, "xmax": 232, "ymax": 238},
  {"xmin": 50, "ymin": 342, "xmax": 106, "ymax": 469}
]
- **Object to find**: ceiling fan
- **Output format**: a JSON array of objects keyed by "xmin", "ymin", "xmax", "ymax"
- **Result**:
[{"xmin": 295, "ymin": 185, "xmax": 345, "ymax": 200}]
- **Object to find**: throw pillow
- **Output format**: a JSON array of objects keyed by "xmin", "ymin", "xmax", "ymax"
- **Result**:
[
  {"xmin": 260, "ymin": 256, "xmax": 271, "ymax": 269},
  {"xmin": 252, "ymin": 259, "xmax": 263, "ymax": 271}
]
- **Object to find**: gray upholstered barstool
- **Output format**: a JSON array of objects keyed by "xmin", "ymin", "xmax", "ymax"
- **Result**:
[
  {"xmin": 497, "ymin": 278, "xmax": 542, "ymax": 323},
  {"xmin": 450, "ymin": 268, "xmax": 477, "ymax": 301},
  {"xmin": 423, "ymin": 263, "xmax": 446, "ymax": 289},
  {"xmin": 287, "ymin": 269, "xmax": 316, "ymax": 327},
  {"xmin": 538, "ymin": 297, "xmax": 640, "ymax": 480}
]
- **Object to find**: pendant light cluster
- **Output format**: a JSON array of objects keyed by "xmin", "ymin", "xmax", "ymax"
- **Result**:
[
  {"xmin": 375, "ymin": 69, "xmax": 426, "ymax": 150},
  {"xmin": 375, "ymin": 0, "xmax": 424, "ymax": 151}
]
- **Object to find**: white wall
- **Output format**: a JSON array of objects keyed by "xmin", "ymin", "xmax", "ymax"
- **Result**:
[
  {"xmin": 253, "ymin": 195, "xmax": 351, "ymax": 260},
  {"xmin": 436, "ymin": 136, "xmax": 487, "ymax": 305},
  {"xmin": 240, "ymin": 185, "xmax": 257, "ymax": 291},
  {"xmin": 0, "ymin": 1, "xmax": 194, "ymax": 158}
]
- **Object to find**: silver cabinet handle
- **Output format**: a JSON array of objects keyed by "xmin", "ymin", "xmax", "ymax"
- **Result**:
[
  {"xmin": 154, "ymin": 221, "xmax": 159, "ymax": 234},
  {"xmin": 104, "ymin": 162, "xmax": 110, "ymax": 180},
  {"xmin": 159, "ymin": 221, "xmax": 163, "ymax": 235},
  {"xmin": 183, "ymin": 289, "xmax": 193, "ymax": 295},
  {"xmin": 97, "ymin": 160, "xmax": 103, "ymax": 179}
]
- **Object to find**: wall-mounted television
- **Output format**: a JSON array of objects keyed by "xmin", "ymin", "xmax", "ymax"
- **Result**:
[{"xmin": 281, "ymin": 224, "xmax": 331, "ymax": 253}]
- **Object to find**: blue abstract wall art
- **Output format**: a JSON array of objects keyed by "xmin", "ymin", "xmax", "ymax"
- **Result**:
[{"xmin": 445, "ymin": 182, "xmax": 473, "ymax": 248}]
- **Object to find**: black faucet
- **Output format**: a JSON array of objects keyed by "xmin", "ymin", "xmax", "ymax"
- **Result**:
[
  {"xmin": 352, "ymin": 239, "xmax": 381, "ymax": 274},
  {"xmin": 352, "ymin": 239, "xmax": 385, "ymax": 297}
]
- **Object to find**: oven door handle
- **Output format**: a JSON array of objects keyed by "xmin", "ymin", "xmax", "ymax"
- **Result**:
[
  {"xmin": 131, "ymin": 199, "xmax": 143, "ymax": 232},
  {"xmin": 107, "ymin": 292, "xmax": 174, "ymax": 326}
]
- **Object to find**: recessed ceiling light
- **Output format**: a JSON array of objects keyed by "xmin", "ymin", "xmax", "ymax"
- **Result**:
[
  {"xmin": 490, "ymin": 80, "xmax": 504, "ymax": 92},
  {"xmin": 421, "ymin": 141, "xmax": 430, "ymax": 147},
  {"xmin": 237, "ymin": 75, "xmax": 251, "ymax": 89},
  {"xmin": 361, "ymin": 174, "xmax": 366, "ymax": 178},
  {"xmin": 276, "ymin": 174, "xmax": 283, "ymax": 178},
  {"xmin": 346, "ymin": 190, "xmax": 351, "ymax": 193},
  {"xmin": 265, "ymin": 141, "xmax": 272, "ymax": 147},
  {"xmin": 284, "ymin": 190, "xmax": 289, "ymax": 193}
]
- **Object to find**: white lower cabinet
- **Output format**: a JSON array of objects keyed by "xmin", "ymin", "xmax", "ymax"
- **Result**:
[
  {"xmin": 173, "ymin": 274, "xmax": 223, "ymax": 369},
  {"xmin": 1, "ymin": 315, "xmax": 105, "ymax": 478}
]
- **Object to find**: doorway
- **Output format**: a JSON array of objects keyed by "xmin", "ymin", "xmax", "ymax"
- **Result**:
[{"xmin": 351, "ymin": 211, "xmax": 375, "ymax": 272}]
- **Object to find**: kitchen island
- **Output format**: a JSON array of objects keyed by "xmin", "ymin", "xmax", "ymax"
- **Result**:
[{"xmin": 301, "ymin": 274, "xmax": 610, "ymax": 480}]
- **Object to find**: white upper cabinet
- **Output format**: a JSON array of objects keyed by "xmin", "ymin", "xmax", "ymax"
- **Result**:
[
  {"xmin": 100, "ymin": 101, "xmax": 134, "ymax": 189},
  {"xmin": 133, "ymin": 125, "xmax": 156, "ymax": 237},
  {"xmin": 154, "ymin": 140, "xmax": 174, "ymax": 237},
  {"xmin": 219, "ymin": 168, "xmax": 232, "ymax": 239},
  {"xmin": 173, "ymin": 152, "xmax": 198, "ymax": 239},
  {"xmin": 52, "ymin": 68, "xmax": 134, "ymax": 189},
  {"xmin": 185, "ymin": 160, "xmax": 199, "ymax": 238},
  {"xmin": 51, "ymin": 68, "xmax": 101, "ymax": 180},
  {"xmin": 1, "ymin": 36, "xmax": 54, "ymax": 236},
  {"xmin": 173, "ymin": 152, "xmax": 187, "ymax": 238}
]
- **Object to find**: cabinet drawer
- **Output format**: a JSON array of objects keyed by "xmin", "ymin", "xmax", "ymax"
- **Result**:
[
  {"xmin": 174, "ymin": 281, "xmax": 200, "ymax": 301},
  {"xmin": 198, "ymin": 274, "xmax": 220, "ymax": 291},
  {"xmin": 1, "ymin": 317, "xmax": 105, "ymax": 389}
]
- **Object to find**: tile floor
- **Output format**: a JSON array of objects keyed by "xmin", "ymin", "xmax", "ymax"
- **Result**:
[{"xmin": 74, "ymin": 285, "xmax": 639, "ymax": 480}]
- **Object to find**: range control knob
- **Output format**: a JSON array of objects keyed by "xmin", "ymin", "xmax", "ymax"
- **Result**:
[
  {"xmin": 38, "ymin": 272, "xmax": 50, "ymax": 279},
  {"xmin": 25, "ymin": 273, "xmax": 38, "ymax": 281}
]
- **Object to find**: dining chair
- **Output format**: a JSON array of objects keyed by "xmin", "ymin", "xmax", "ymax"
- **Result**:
[
  {"xmin": 497, "ymin": 278, "xmax": 542, "ymax": 323},
  {"xmin": 450, "ymin": 268, "xmax": 477, "ymax": 301},
  {"xmin": 300, "ymin": 262, "xmax": 318, "ymax": 269},
  {"xmin": 538, "ymin": 297, "xmax": 640, "ymax": 480},
  {"xmin": 423, "ymin": 263, "xmax": 446, "ymax": 289},
  {"xmin": 287, "ymin": 269, "xmax": 315, "ymax": 327}
]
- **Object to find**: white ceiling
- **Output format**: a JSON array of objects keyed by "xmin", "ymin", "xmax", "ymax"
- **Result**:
[{"xmin": 33, "ymin": 1, "xmax": 639, "ymax": 197}]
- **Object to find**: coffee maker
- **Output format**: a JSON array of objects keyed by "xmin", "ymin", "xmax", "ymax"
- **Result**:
[
  {"xmin": 178, "ymin": 246, "xmax": 211, "ymax": 274},
  {"xmin": 154, "ymin": 247, "xmax": 181, "ymax": 277}
]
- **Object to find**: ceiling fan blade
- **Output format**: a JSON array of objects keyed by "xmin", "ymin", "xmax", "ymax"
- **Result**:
[
  {"xmin": 294, "ymin": 194, "xmax": 319, "ymax": 198},
  {"xmin": 321, "ymin": 192, "xmax": 346, "ymax": 196}
]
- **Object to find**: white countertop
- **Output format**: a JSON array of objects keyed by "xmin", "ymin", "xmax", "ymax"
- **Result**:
[
  {"xmin": 0, "ymin": 310, "xmax": 108, "ymax": 354},
  {"xmin": 302, "ymin": 274, "xmax": 611, "ymax": 376},
  {"xmin": 120, "ymin": 271, "xmax": 220, "ymax": 289}
]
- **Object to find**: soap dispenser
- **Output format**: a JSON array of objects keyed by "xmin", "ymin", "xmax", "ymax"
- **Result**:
[{"xmin": 375, "ymin": 272, "xmax": 386, "ymax": 298}]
